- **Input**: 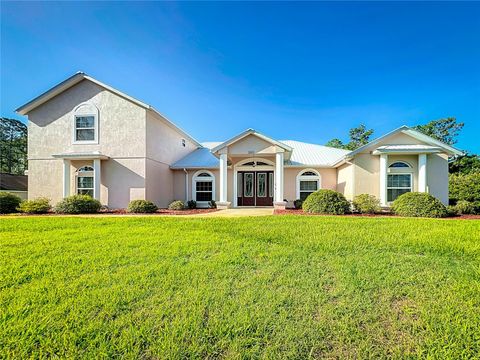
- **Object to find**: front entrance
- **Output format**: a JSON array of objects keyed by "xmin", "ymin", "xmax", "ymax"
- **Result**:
[{"xmin": 237, "ymin": 171, "xmax": 274, "ymax": 206}]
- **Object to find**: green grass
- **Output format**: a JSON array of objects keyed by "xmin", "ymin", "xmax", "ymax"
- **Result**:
[{"xmin": 1, "ymin": 216, "xmax": 479, "ymax": 359}]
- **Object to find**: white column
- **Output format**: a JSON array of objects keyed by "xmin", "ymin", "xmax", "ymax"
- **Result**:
[
  {"xmin": 418, "ymin": 154, "xmax": 427, "ymax": 193},
  {"xmin": 62, "ymin": 159, "xmax": 70, "ymax": 198},
  {"xmin": 219, "ymin": 153, "xmax": 228, "ymax": 202},
  {"xmin": 379, "ymin": 154, "xmax": 388, "ymax": 206},
  {"xmin": 275, "ymin": 152, "xmax": 284, "ymax": 203},
  {"xmin": 93, "ymin": 159, "xmax": 101, "ymax": 201}
]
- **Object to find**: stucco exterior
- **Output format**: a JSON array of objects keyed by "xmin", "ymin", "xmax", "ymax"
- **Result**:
[{"xmin": 20, "ymin": 73, "xmax": 459, "ymax": 209}]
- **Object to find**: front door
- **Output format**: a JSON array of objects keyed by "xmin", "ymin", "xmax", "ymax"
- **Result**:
[{"xmin": 237, "ymin": 171, "xmax": 274, "ymax": 206}]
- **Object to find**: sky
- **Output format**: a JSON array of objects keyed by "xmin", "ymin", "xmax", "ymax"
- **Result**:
[{"xmin": 1, "ymin": 1, "xmax": 479, "ymax": 152}]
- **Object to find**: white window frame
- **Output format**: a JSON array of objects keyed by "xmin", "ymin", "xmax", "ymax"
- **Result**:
[
  {"xmin": 387, "ymin": 173, "xmax": 412, "ymax": 203},
  {"xmin": 389, "ymin": 161, "xmax": 411, "ymax": 169},
  {"xmin": 73, "ymin": 103, "xmax": 99, "ymax": 145},
  {"xmin": 192, "ymin": 170, "xmax": 215, "ymax": 207},
  {"xmin": 296, "ymin": 169, "xmax": 321, "ymax": 200},
  {"xmin": 76, "ymin": 166, "xmax": 94, "ymax": 197}
]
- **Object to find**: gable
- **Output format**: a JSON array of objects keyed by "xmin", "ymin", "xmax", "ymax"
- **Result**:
[{"xmin": 228, "ymin": 134, "xmax": 278, "ymax": 155}]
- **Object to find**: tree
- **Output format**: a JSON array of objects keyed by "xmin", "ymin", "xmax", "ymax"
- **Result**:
[
  {"xmin": 449, "ymin": 153, "xmax": 480, "ymax": 174},
  {"xmin": 0, "ymin": 117, "xmax": 28, "ymax": 175},
  {"xmin": 325, "ymin": 124, "xmax": 374, "ymax": 150},
  {"xmin": 414, "ymin": 117, "xmax": 464, "ymax": 145}
]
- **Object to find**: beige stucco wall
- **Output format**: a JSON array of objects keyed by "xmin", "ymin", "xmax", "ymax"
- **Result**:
[
  {"xmin": 227, "ymin": 135, "xmax": 277, "ymax": 155},
  {"xmin": 336, "ymin": 163, "xmax": 354, "ymax": 200},
  {"xmin": 426, "ymin": 153, "xmax": 449, "ymax": 204},
  {"xmin": 283, "ymin": 167, "xmax": 337, "ymax": 202}
]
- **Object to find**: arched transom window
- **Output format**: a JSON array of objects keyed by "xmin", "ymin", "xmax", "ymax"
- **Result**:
[
  {"xmin": 389, "ymin": 161, "xmax": 411, "ymax": 168},
  {"xmin": 192, "ymin": 170, "xmax": 215, "ymax": 204},
  {"xmin": 296, "ymin": 169, "xmax": 321, "ymax": 201},
  {"xmin": 76, "ymin": 166, "xmax": 94, "ymax": 197}
]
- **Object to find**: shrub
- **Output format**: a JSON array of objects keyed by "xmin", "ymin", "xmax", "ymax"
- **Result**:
[
  {"xmin": 449, "ymin": 173, "xmax": 480, "ymax": 203},
  {"xmin": 452, "ymin": 200, "xmax": 479, "ymax": 215},
  {"xmin": 302, "ymin": 189, "xmax": 350, "ymax": 215},
  {"xmin": 17, "ymin": 197, "xmax": 51, "ymax": 214},
  {"xmin": 168, "ymin": 200, "xmax": 185, "ymax": 210},
  {"xmin": 293, "ymin": 199, "xmax": 303, "ymax": 209},
  {"xmin": 127, "ymin": 200, "xmax": 158, "ymax": 213},
  {"xmin": 391, "ymin": 192, "xmax": 447, "ymax": 218},
  {"xmin": 187, "ymin": 200, "xmax": 197, "ymax": 209},
  {"xmin": 54, "ymin": 195, "xmax": 101, "ymax": 214},
  {"xmin": 0, "ymin": 192, "xmax": 22, "ymax": 214},
  {"xmin": 208, "ymin": 200, "xmax": 217, "ymax": 209},
  {"xmin": 352, "ymin": 194, "xmax": 381, "ymax": 214}
]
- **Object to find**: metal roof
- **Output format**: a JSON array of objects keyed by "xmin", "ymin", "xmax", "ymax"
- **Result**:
[
  {"xmin": 372, "ymin": 145, "xmax": 443, "ymax": 154},
  {"xmin": 171, "ymin": 147, "xmax": 219, "ymax": 169}
]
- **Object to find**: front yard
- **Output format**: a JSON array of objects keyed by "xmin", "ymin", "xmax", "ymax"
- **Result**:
[{"xmin": 1, "ymin": 216, "xmax": 479, "ymax": 358}]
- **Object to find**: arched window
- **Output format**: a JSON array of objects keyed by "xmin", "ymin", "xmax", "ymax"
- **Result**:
[
  {"xmin": 296, "ymin": 169, "xmax": 321, "ymax": 201},
  {"xmin": 192, "ymin": 170, "xmax": 215, "ymax": 204},
  {"xmin": 389, "ymin": 161, "xmax": 411, "ymax": 168},
  {"xmin": 73, "ymin": 102, "xmax": 99, "ymax": 144},
  {"xmin": 76, "ymin": 165, "xmax": 94, "ymax": 197}
]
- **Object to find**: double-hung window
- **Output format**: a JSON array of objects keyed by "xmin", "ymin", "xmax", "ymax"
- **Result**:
[
  {"xmin": 193, "ymin": 171, "xmax": 215, "ymax": 204},
  {"xmin": 297, "ymin": 170, "xmax": 321, "ymax": 201},
  {"xmin": 77, "ymin": 166, "xmax": 94, "ymax": 197},
  {"xmin": 387, "ymin": 174, "xmax": 412, "ymax": 202},
  {"xmin": 74, "ymin": 115, "xmax": 96, "ymax": 142}
]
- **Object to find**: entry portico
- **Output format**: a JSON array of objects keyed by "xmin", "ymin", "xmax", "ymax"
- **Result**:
[{"xmin": 210, "ymin": 129, "xmax": 292, "ymax": 209}]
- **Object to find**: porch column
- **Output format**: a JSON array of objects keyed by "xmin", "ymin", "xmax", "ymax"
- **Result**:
[
  {"xmin": 275, "ymin": 151, "xmax": 284, "ymax": 204},
  {"xmin": 62, "ymin": 159, "xmax": 70, "ymax": 198},
  {"xmin": 379, "ymin": 154, "xmax": 388, "ymax": 206},
  {"xmin": 418, "ymin": 154, "xmax": 427, "ymax": 193},
  {"xmin": 93, "ymin": 159, "xmax": 101, "ymax": 201},
  {"xmin": 219, "ymin": 153, "xmax": 228, "ymax": 203}
]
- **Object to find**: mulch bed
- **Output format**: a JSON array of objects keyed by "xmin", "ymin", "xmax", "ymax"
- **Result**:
[{"xmin": 274, "ymin": 209, "xmax": 480, "ymax": 219}]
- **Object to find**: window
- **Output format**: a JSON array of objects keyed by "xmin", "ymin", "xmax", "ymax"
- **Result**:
[
  {"xmin": 73, "ymin": 102, "xmax": 98, "ymax": 144},
  {"xmin": 241, "ymin": 161, "xmax": 269, "ymax": 167},
  {"xmin": 192, "ymin": 171, "xmax": 215, "ymax": 203},
  {"xmin": 296, "ymin": 169, "xmax": 321, "ymax": 201},
  {"xmin": 389, "ymin": 161, "xmax": 410, "ymax": 168},
  {"xmin": 76, "ymin": 166, "xmax": 94, "ymax": 197},
  {"xmin": 182, "ymin": 139, "xmax": 186, "ymax": 147},
  {"xmin": 387, "ymin": 174, "xmax": 412, "ymax": 202}
]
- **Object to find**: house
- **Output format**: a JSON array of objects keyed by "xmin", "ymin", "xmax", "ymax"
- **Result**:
[
  {"xmin": 0, "ymin": 173, "xmax": 28, "ymax": 200},
  {"xmin": 16, "ymin": 72, "xmax": 463, "ymax": 209}
]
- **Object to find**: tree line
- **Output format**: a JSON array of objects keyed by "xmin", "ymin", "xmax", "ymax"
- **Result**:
[{"xmin": 1, "ymin": 117, "xmax": 27, "ymax": 175}]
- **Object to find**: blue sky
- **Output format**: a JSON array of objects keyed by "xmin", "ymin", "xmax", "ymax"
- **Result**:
[{"xmin": 2, "ymin": 2, "xmax": 479, "ymax": 152}]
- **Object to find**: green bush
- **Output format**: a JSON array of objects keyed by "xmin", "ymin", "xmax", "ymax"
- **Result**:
[
  {"xmin": 302, "ymin": 190, "xmax": 350, "ymax": 215},
  {"xmin": 449, "ymin": 173, "xmax": 480, "ymax": 203},
  {"xmin": 452, "ymin": 200, "xmax": 479, "ymax": 215},
  {"xmin": 168, "ymin": 200, "xmax": 185, "ymax": 210},
  {"xmin": 392, "ymin": 192, "xmax": 447, "ymax": 218},
  {"xmin": 127, "ymin": 200, "xmax": 158, "ymax": 213},
  {"xmin": 54, "ymin": 195, "xmax": 101, "ymax": 214},
  {"xmin": 187, "ymin": 200, "xmax": 197, "ymax": 209},
  {"xmin": 0, "ymin": 192, "xmax": 22, "ymax": 214},
  {"xmin": 17, "ymin": 197, "xmax": 51, "ymax": 214},
  {"xmin": 293, "ymin": 199, "xmax": 303, "ymax": 209},
  {"xmin": 352, "ymin": 194, "xmax": 381, "ymax": 214}
]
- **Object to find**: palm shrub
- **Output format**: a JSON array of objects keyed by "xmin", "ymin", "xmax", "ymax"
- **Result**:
[
  {"xmin": 0, "ymin": 192, "xmax": 22, "ymax": 214},
  {"xmin": 54, "ymin": 195, "xmax": 101, "ymax": 214},
  {"xmin": 352, "ymin": 194, "xmax": 381, "ymax": 214},
  {"xmin": 168, "ymin": 200, "xmax": 185, "ymax": 210},
  {"xmin": 187, "ymin": 200, "xmax": 197, "ymax": 209},
  {"xmin": 391, "ymin": 192, "xmax": 447, "ymax": 218},
  {"xmin": 17, "ymin": 197, "xmax": 51, "ymax": 214},
  {"xmin": 302, "ymin": 189, "xmax": 350, "ymax": 215},
  {"xmin": 293, "ymin": 199, "xmax": 303, "ymax": 209},
  {"xmin": 127, "ymin": 200, "xmax": 158, "ymax": 213}
]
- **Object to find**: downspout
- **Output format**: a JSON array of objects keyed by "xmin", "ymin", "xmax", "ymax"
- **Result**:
[{"xmin": 183, "ymin": 168, "xmax": 188, "ymax": 203}]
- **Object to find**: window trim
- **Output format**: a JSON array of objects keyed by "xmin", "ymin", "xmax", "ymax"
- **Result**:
[
  {"xmin": 192, "ymin": 170, "xmax": 215, "ymax": 205},
  {"xmin": 72, "ymin": 103, "xmax": 99, "ymax": 145},
  {"xmin": 296, "ymin": 168, "xmax": 321, "ymax": 201},
  {"xmin": 387, "ymin": 173, "xmax": 413, "ymax": 203},
  {"xmin": 76, "ymin": 166, "xmax": 94, "ymax": 197}
]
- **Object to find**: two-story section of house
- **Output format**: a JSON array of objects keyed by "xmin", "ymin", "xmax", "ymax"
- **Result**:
[{"xmin": 17, "ymin": 72, "xmax": 463, "ymax": 209}]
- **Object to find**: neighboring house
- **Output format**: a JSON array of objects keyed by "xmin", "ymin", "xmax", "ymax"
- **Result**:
[
  {"xmin": 0, "ymin": 173, "xmax": 28, "ymax": 200},
  {"xmin": 16, "ymin": 72, "xmax": 463, "ymax": 209}
]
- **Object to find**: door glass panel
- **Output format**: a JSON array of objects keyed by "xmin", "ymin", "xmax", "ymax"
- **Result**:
[
  {"xmin": 268, "ymin": 173, "xmax": 273, "ymax": 197},
  {"xmin": 257, "ymin": 173, "xmax": 266, "ymax": 197},
  {"xmin": 244, "ymin": 173, "xmax": 253, "ymax": 197}
]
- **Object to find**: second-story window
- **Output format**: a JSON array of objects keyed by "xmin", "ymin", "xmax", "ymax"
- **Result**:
[{"xmin": 75, "ymin": 115, "xmax": 96, "ymax": 142}]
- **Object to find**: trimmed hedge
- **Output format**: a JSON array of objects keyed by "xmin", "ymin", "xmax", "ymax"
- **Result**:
[
  {"xmin": 127, "ymin": 200, "xmax": 158, "ymax": 213},
  {"xmin": 0, "ymin": 192, "xmax": 22, "ymax": 214},
  {"xmin": 352, "ymin": 194, "xmax": 381, "ymax": 214},
  {"xmin": 449, "ymin": 173, "xmax": 480, "ymax": 203},
  {"xmin": 451, "ymin": 200, "xmax": 479, "ymax": 215},
  {"xmin": 302, "ymin": 190, "xmax": 350, "ymax": 215},
  {"xmin": 168, "ymin": 200, "xmax": 185, "ymax": 210},
  {"xmin": 17, "ymin": 198, "xmax": 51, "ymax": 214},
  {"xmin": 54, "ymin": 195, "xmax": 102, "ymax": 214},
  {"xmin": 391, "ymin": 192, "xmax": 447, "ymax": 218}
]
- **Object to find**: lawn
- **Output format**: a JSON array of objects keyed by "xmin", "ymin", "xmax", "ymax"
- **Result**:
[{"xmin": 1, "ymin": 216, "xmax": 479, "ymax": 359}]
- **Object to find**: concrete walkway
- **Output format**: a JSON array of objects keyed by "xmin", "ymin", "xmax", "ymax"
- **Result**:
[{"xmin": 190, "ymin": 207, "xmax": 274, "ymax": 217}]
